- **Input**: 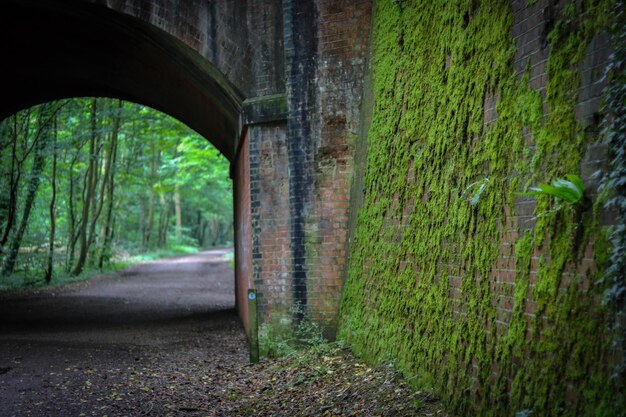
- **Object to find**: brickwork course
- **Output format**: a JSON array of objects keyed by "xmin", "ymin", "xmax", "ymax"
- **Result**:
[{"xmin": 1, "ymin": 0, "xmax": 624, "ymax": 415}]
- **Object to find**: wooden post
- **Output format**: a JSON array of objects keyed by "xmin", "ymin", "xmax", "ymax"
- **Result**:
[{"xmin": 247, "ymin": 289, "xmax": 259, "ymax": 363}]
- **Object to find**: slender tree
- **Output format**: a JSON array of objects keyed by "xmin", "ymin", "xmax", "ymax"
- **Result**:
[
  {"xmin": 0, "ymin": 111, "xmax": 31, "ymax": 249},
  {"xmin": 98, "ymin": 99, "xmax": 122, "ymax": 268},
  {"xmin": 44, "ymin": 115, "xmax": 59, "ymax": 283},
  {"xmin": 173, "ymin": 139, "xmax": 183, "ymax": 242},
  {"xmin": 144, "ymin": 140, "xmax": 157, "ymax": 249},
  {"xmin": 65, "ymin": 146, "xmax": 81, "ymax": 272},
  {"xmin": 1, "ymin": 105, "xmax": 56, "ymax": 276},
  {"xmin": 72, "ymin": 99, "xmax": 98, "ymax": 276}
]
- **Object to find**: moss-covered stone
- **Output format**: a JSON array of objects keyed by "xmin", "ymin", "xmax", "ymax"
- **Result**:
[{"xmin": 340, "ymin": 1, "xmax": 623, "ymax": 416}]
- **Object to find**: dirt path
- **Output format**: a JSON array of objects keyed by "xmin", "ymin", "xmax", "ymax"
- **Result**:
[
  {"xmin": 0, "ymin": 249, "xmax": 450, "ymax": 417},
  {"xmin": 0, "ymin": 249, "xmax": 247, "ymax": 416}
]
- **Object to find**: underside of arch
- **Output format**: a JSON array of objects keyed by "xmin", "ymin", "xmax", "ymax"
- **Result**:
[{"xmin": 1, "ymin": 0, "xmax": 243, "ymax": 160}]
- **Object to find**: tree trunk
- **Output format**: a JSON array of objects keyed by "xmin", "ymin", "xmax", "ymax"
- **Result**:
[
  {"xmin": 2, "ymin": 109, "xmax": 37, "ymax": 250},
  {"xmin": 219, "ymin": 222, "xmax": 233, "ymax": 246},
  {"xmin": 45, "ymin": 116, "xmax": 59, "ymax": 283},
  {"xmin": 143, "ymin": 142, "xmax": 157, "ymax": 249},
  {"xmin": 64, "ymin": 104, "xmax": 89, "ymax": 272},
  {"xmin": 195, "ymin": 210, "xmax": 203, "ymax": 246},
  {"xmin": 200, "ymin": 218, "xmax": 208, "ymax": 247},
  {"xmin": 139, "ymin": 198, "xmax": 146, "ymax": 252},
  {"xmin": 72, "ymin": 99, "xmax": 98, "ymax": 276},
  {"xmin": 0, "ymin": 115, "xmax": 22, "ymax": 249},
  {"xmin": 158, "ymin": 192, "xmax": 170, "ymax": 248},
  {"xmin": 87, "ymin": 108, "xmax": 105, "ymax": 264},
  {"xmin": 66, "ymin": 157, "xmax": 77, "ymax": 272},
  {"xmin": 209, "ymin": 219, "xmax": 221, "ymax": 247},
  {"xmin": 1, "ymin": 105, "xmax": 53, "ymax": 276},
  {"xmin": 173, "ymin": 139, "xmax": 182, "ymax": 243},
  {"xmin": 174, "ymin": 183, "xmax": 182, "ymax": 242},
  {"xmin": 145, "ymin": 187, "xmax": 155, "ymax": 248},
  {"xmin": 0, "ymin": 118, "xmax": 12, "ymax": 246},
  {"xmin": 98, "ymin": 100, "xmax": 122, "ymax": 268}
]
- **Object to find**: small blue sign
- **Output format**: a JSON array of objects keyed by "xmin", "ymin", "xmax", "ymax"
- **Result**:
[{"xmin": 248, "ymin": 292, "xmax": 256, "ymax": 300}]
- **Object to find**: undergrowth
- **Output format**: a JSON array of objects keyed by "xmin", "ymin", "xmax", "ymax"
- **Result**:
[
  {"xmin": 0, "ymin": 261, "xmax": 130, "ymax": 292},
  {"xmin": 127, "ymin": 244, "xmax": 200, "ymax": 262},
  {"xmin": 259, "ymin": 303, "xmax": 326, "ymax": 358},
  {"xmin": 599, "ymin": 0, "xmax": 626, "ymax": 382},
  {"xmin": 0, "ymin": 244, "xmax": 201, "ymax": 292}
]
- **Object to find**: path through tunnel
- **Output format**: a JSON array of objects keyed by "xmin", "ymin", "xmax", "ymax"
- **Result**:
[
  {"xmin": 0, "ymin": 0, "xmax": 254, "ymax": 319},
  {"xmin": 0, "ymin": 3, "xmax": 255, "ymax": 413},
  {"xmin": 0, "ymin": 249, "xmax": 236, "ymax": 331},
  {"xmin": 0, "ymin": 68, "xmax": 244, "ymax": 414}
]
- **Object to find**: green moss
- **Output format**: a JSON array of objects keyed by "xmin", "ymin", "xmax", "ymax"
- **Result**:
[{"xmin": 340, "ymin": 1, "xmax": 622, "ymax": 416}]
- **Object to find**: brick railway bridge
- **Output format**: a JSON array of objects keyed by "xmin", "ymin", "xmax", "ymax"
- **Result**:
[
  {"xmin": 0, "ymin": 0, "xmax": 615, "ymax": 345},
  {"xmin": 3, "ymin": 1, "xmax": 623, "ymax": 414},
  {"xmin": 1, "ymin": 0, "xmax": 372, "ymax": 333}
]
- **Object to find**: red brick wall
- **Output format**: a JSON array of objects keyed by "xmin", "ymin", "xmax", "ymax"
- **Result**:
[
  {"xmin": 249, "ymin": 122, "xmax": 292, "ymax": 320},
  {"xmin": 306, "ymin": 0, "xmax": 373, "ymax": 327},
  {"xmin": 87, "ymin": 0, "xmax": 285, "ymax": 99},
  {"xmin": 490, "ymin": 0, "xmax": 613, "ymax": 329},
  {"xmin": 432, "ymin": 0, "xmax": 614, "ymax": 347},
  {"xmin": 340, "ymin": 1, "xmax": 619, "ymax": 412},
  {"xmin": 436, "ymin": 0, "xmax": 615, "ymax": 392},
  {"xmin": 256, "ymin": 0, "xmax": 372, "ymax": 332},
  {"xmin": 234, "ymin": 129, "xmax": 253, "ymax": 332}
]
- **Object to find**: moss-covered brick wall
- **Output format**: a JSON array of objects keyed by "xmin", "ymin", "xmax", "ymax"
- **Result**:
[{"xmin": 340, "ymin": 0, "xmax": 624, "ymax": 415}]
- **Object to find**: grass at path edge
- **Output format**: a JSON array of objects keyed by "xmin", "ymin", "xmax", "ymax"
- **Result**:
[{"xmin": 0, "ymin": 244, "xmax": 228, "ymax": 293}]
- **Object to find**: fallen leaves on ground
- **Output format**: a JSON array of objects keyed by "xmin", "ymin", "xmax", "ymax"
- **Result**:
[
  {"xmin": 220, "ymin": 344, "xmax": 450, "ymax": 417},
  {"xmin": 3, "ymin": 318, "xmax": 451, "ymax": 416}
]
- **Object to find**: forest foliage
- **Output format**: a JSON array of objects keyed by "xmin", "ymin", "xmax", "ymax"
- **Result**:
[{"xmin": 0, "ymin": 98, "xmax": 232, "ymax": 289}]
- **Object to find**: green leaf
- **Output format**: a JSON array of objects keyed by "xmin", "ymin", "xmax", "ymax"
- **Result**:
[{"xmin": 517, "ymin": 174, "xmax": 584, "ymax": 204}]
